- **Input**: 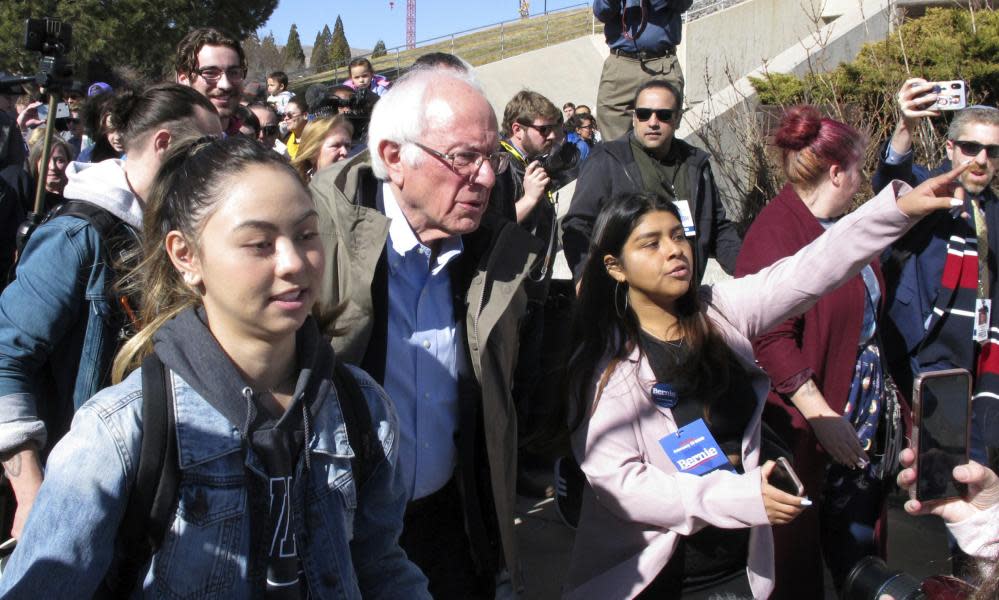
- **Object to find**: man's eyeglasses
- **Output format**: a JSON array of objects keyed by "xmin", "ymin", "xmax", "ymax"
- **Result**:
[
  {"xmin": 193, "ymin": 66, "xmax": 246, "ymax": 84},
  {"xmin": 634, "ymin": 108, "xmax": 675, "ymax": 122},
  {"xmin": 412, "ymin": 142, "xmax": 510, "ymax": 180},
  {"xmin": 953, "ymin": 140, "xmax": 999, "ymax": 159},
  {"xmin": 521, "ymin": 122, "xmax": 557, "ymax": 137}
]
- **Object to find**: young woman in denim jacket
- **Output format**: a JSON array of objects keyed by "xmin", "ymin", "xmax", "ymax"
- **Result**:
[
  {"xmin": 0, "ymin": 136, "xmax": 429, "ymax": 598},
  {"xmin": 563, "ymin": 165, "xmax": 970, "ymax": 599}
]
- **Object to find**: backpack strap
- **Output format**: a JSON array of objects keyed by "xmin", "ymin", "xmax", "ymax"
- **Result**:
[
  {"xmin": 98, "ymin": 353, "xmax": 179, "ymax": 598},
  {"xmin": 332, "ymin": 359, "xmax": 384, "ymax": 489},
  {"xmin": 46, "ymin": 200, "xmax": 123, "ymax": 239}
]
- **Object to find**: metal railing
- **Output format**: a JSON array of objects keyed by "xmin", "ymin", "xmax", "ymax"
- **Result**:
[
  {"xmin": 276, "ymin": 0, "xmax": 749, "ymax": 89},
  {"xmin": 281, "ymin": 3, "xmax": 595, "ymax": 87}
]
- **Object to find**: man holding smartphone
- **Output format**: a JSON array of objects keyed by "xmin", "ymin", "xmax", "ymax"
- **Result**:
[{"xmin": 875, "ymin": 79, "xmax": 999, "ymax": 472}]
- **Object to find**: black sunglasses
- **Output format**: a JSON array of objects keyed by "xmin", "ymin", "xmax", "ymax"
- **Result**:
[
  {"xmin": 634, "ymin": 108, "xmax": 675, "ymax": 122},
  {"xmin": 953, "ymin": 140, "xmax": 999, "ymax": 159}
]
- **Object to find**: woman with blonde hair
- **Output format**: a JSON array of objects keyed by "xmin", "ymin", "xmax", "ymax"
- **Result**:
[
  {"xmin": 290, "ymin": 114, "xmax": 353, "ymax": 182},
  {"xmin": 27, "ymin": 136, "xmax": 73, "ymax": 211}
]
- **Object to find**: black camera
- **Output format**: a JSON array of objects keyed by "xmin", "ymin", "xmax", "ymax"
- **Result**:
[
  {"xmin": 842, "ymin": 556, "xmax": 975, "ymax": 600},
  {"xmin": 24, "ymin": 18, "xmax": 74, "ymax": 87},
  {"xmin": 537, "ymin": 140, "xmax": 579, "ymax": 178}
]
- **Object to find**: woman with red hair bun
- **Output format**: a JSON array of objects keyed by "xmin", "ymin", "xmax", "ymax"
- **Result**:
[{"xmin": 736, "ymin": 105, "xmax": 897, "ymax": 598}]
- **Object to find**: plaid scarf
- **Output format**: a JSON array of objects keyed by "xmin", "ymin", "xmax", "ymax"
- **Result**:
[{"xmin": 918, "ymin": 195, "xmax": 999, "ymax": 403}]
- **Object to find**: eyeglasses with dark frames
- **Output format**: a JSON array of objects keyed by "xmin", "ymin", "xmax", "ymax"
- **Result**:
[
  {"xmin": 193, "ymin": 66, "xmax": 247, "ymax": 84},
  {"xmin": 634, "ymin": 107, "xmax": 675, "ymax": 122},
  {"xmin": 412, "ymin": 142, "xmax": 511, "ymax": 181},
  {"xmin": 953, "ymin": 140, "xmax": 999, "ymax": 159}
]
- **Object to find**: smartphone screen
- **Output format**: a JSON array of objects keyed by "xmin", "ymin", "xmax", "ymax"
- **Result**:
[{"xmin": 916, "ymin": 371, "xmax": 971, "ymax": 501}]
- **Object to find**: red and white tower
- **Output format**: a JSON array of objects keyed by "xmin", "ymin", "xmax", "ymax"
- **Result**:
[{"xmin": 406, "ymin": 0, "xmax": 416, "ymax": 49}]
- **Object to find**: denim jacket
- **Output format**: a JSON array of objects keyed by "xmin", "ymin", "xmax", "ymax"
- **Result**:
[
  {"xmin": 0, "ymin": 363, "xmax": 430, "ymax": 598},
  {"xmin": 0, "ymin": 214, "xmax": 123, "ymax": 454},
  {"xmin": 0, "ymin": 159, "xmax": 142, "ymax": 455}
]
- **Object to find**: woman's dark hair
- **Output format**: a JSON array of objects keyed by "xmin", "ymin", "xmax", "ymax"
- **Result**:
[
  {"xmin": 348, "ymin": 57, "xmax": 374, "ymax": 72},
  {"xmin": 236, "ymin": 105, "xmax": 261, "ymax": 135},
  {"xmin": 567, "ymin": 192, "xmax": 737, "ymax": 432},
  {"xmin": 79, "ymin": 91, "xmax": 121, "ymax": 162},
  {"xmin": 108, "ymin": 83, "xmax": 217, "ymax": 153},
  {"xmin": 112, "ymin": 135, "xmax": 303, "ymax": 381}
]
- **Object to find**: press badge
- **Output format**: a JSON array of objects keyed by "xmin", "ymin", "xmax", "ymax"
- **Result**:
[
  {"xmin": 659, "ymin": 419, "xmax": 735, "ymax": 476},
  {"xmin": 674, "ymin": 200, "xmax": 696, "ymax": 237},
  {"xmin": 974, "ymin": 298, "xmax": 991, "ymax": 343}
]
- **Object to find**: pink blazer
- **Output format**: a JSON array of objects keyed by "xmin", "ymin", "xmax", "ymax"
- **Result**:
[{"xmin": 565, "ymin": 182, "xmax": 915, "ymax": 599}]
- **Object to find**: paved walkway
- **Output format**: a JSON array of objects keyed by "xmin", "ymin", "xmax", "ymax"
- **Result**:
[{"xmin": 515, "ymin": 491, "xmax": 953, "ymax": 598}]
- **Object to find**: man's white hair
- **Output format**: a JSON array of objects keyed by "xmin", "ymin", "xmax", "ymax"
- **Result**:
[{"xmin": 368, "ymin": 67, "xmax": 485, "ymax": 179}]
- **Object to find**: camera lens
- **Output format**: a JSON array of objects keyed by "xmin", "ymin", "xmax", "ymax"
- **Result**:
[
  {"xmin": 950, "ymin": 83, "xmax": 961, "ymax": 89},
  {"xmin": 842, "ymin": 556, "xmax": 924, "ymax": 600},
  {"xmin": 932, "ymin": 85, "xmax": 942, "ymax": 94}
]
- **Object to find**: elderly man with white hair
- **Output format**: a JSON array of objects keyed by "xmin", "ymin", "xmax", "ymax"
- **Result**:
[{"xmin": 310, "ymin": 68, "xmax": 541, "ymax": 599}]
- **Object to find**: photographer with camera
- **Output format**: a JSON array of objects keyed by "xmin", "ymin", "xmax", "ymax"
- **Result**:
[{"xmin": 875, "ymin": 85, "xmax": 999, "ymax": 473}]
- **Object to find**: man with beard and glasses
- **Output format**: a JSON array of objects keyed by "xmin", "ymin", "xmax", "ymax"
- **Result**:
[
  {"xmin": 875, "ymin": 80, "xmax": 999, "ymax": 479},
  {"xmin": 175, "ymin": 27, "xmax": 246, "ymax": 136}
]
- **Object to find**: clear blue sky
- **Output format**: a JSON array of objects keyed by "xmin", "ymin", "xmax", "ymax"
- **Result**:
[{"xmin": 259, "ymin": 0, "xmax": 589, "ymax": 52}]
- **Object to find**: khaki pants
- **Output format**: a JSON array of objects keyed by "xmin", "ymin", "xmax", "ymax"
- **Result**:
[{"xmin": 595, "ymin": 52, "xmax": 684, "ymax": 142}]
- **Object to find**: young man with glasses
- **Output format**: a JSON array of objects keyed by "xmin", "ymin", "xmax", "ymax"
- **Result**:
[
  {"xmin": 876, "ymin": 80, "xmax": 999, "ymax": 497},
  {"xmin": 310, "ymin": 67, "xmax": 540, "ymax": 599},
  {"xmin": 175, "ymin": 27, "xmax": 246, "ymax": 135},
  {"xmin": 563, "ymin": 79, "xmax": 741, "ymax": 286}
]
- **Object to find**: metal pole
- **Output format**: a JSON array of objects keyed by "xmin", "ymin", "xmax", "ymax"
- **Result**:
[
  {"xmin": 33, "ymin": 94, "xmax": 59, "ymax": 214},
  {"xmin": 501, "ymin": 22, "xmax": 505, "ymax": 59},
  {"xmin": 450, "ymin": 33, "xmax": 455, "ymax": 53}
]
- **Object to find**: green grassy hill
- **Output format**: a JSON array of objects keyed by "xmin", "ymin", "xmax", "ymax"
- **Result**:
[{"xmin": 292, "ymin": 7, "xmax": 602, "ymax": 93}]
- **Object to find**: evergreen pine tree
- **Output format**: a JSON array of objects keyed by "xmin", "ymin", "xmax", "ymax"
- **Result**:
[
  {"xmin": 329, "ymin": 15, "xmax": 352, "ymax": 70},
  {"xmin": 310, "ymin": 25, "xmax": 331, "ymax": 71},
  {"xmin": 371, "ymin": 40, "xmax": 387, "ymax": 58},
  {"xmin": 259, "ymin": 32, "xmax": 283, "ymax": 74},
  {"xmin": 283, "ymin": 23, "xmax": 306, "ymax": 71}
]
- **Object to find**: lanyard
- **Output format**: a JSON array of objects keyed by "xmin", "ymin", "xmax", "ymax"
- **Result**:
[{"xmin": 972, "ymin": 197, "xmax": 990, "ymax": 300}]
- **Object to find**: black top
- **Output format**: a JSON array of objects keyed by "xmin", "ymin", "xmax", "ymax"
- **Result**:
[
  {"xmin": 250, "ymin": 396, "xmax": 308, "ymax": 599},
  {"xmin": 639, "ymin": 331, "xmax": 754, "ymax": 592}
]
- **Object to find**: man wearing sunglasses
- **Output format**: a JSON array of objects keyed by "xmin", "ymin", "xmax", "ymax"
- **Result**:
[
  {"xmin": 310, "ymin": 67, "xmax": 540, "ymax": 599},
  {"xmin": 563, "ymin": 79, "xmax": 741, "ymax": 285},
  {"xmin": 248, "ymin": 102, "xmax": 287, "ymax": 157},
  {"xmin": 175, "ymin": 28, "xmax": 246, "ymax": 136},
  {"xmin": 876, "ymin": 81, "xmax": 999, "ymax": 504}
]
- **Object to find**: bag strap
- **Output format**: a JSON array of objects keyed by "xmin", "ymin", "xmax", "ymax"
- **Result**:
[
  {"xmin": 97, "ymin": 353, "xmax": 178, "ymax": 598},
  {"xmin": 332, "ymin": 359, "xmax": 384, "ymax": 489}
]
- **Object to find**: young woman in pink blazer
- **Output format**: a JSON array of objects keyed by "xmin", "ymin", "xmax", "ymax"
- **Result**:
[{"xmin": 563, "ymin": 165, "xmax": 970, "ymax": 599}]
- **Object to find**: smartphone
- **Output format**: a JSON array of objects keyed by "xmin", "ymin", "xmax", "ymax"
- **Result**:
[
  {"xmin": 912, "ymin": 368, "xmax": 973, "ymax": 502},
  {"xmin": 769, "ymin": 457, "xmax": 805, "ymax": 496},
  {"xmin": 928, "ymin": 80, "xmax": 967, "ymax": 111}
]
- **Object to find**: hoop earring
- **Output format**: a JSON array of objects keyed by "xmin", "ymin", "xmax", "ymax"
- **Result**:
[{"xmin": 614, "ymin": 281, "xmax": 629, "ymax": 318}]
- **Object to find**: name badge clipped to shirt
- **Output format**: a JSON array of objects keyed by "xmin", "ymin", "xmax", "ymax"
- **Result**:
[
  {"xmin": 974, "ymin": 299, "xmax": 991, "ymax": 343},
  {"xmin": 673, "ymin": 200, "xmax": 696, "ymax": 237},
  {"xmin": 659, "ymin": 418, "xmax": 735, "ymax": 476}
]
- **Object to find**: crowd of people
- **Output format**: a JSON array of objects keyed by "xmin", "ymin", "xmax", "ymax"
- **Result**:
[{"xmin": 0, "ymin": 2, "xmax": 995, "ymax": 599}]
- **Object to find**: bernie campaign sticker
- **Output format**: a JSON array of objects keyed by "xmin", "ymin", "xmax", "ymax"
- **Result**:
[{"xmin": 651, "ymin": 383, "xmax": 678, "ymax": 409}]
